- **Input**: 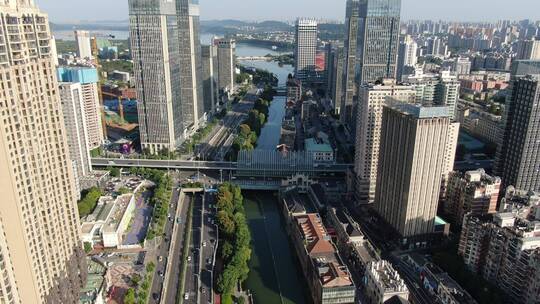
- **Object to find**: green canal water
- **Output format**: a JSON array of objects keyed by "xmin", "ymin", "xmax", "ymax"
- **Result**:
[{"xmin": 244, "ymin": 192, "xmax": 307, "ymax": 304}]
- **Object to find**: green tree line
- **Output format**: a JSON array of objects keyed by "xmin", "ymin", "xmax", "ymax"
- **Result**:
[
  {"xmin": 216, "ymin": 183, "xmax": 252, "ymax": 298},
  {"xmin": 78, "ymin": 187, "xmax": 103, "ymax": 218}
]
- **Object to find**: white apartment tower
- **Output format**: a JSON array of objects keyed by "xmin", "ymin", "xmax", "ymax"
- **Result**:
[
  {"xmin": 295, "ymin": 18, "xmax": 318, "ymax": 82},
  {"xmin": 403, "ymin": 35, "xmax": 418, "ymax": 67},
  {"xmin": 0, "ymin": 1, "xmax": 86, "ymax": 302},
  {"xmin": 74, "ymin": 30, "xmax": 92, "ymax": 59},
  {"xmin": 57, "ymin": 67, "xmax": 104, "ymax": 149},
  {"xmin": 354, "ymin": 79, "xmax": 416, "ymax": 205},
  {"xmin": 59, "ymin": 82, "xmax": 93, "ymax": 193}
]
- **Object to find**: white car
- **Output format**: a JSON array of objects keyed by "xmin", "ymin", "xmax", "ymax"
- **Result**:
[
  {"xmin": 184, "ymin": 293, "xmax": 189, "ymax": 300},
  {"xmin": 202, "ymin": 242, "xmax": 207, "ymax": 247}
]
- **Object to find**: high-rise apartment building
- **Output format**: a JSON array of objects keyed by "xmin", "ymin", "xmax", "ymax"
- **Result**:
[
  {"xmin": 201, "ymin": 44, "xmax": 219, "ymax": 115},
  {"xmin": 357, "ymin": 0, "xmax": 401, "ymax": 84},
  {"xmin": 458, "ymin": 189, "xmax": 540, "ymax": 304},
  {"xmin": 215, "ymin": 38, "xmax": 236, "ymax": 95},
  {"xmin": 495, "ymin": 74, "xmax": 540, "ymax": 192},
  {"xmin": 375, "ymin": 104, "xmax": 455, "ymax": 237},
  {"xmin": 354, "ymin": 79, "xmax": 416, "ymax": 205},
  {"xmin": 295, "ymin": 18, "xmax": 318, "ymax": 82},
  {"xmin": 405, "ymin": 70, "xmax": 460, "ymax": 119},
  {"xmin": 453, "ymin": 57, "xmax": 471, "ymax": 75},
  {"xmin": 74, "ymin": 30, "xmax": 92, "ymax": 59},
  {"xmin": 515, "ymin": 39, "xmax": 540, "ymax": 60},
  {"xmin": 59, "ymin": 83, "xmax": 93, "ymax": 194},
  {"xmin": 57, "ymin": 67, "xmax": 104, "ymax": 149},
  {"xmin": 403, "ymin": 35, "xmax": 418, "ymax": 67},
  {"xmin": 129, "ymin": 0, "xmax": 203, "ymax": 154},
  {"xmin": 445, "ymin": 169, "xmax": 501, "ymax": 226},
  {"xmin": 0, "ymin": 1, "xmax": 86, "ymax": 302},
  {"xmin": 341, "ymin": 0, "xmax": 359, "ymax": 128}
]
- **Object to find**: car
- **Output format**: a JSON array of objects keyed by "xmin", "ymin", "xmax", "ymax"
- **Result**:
[
  {"xmin": 200, "ymin": 287, "xmax": 206, "ymax": 294},
  {"xmin": 158, "ymin": 256, "xmax": 163, "ymax": 262},
  {"xmin": 158, "ymin": 271, "xmax": 164, "ymax": 277},
  {"xmin": 206, "ymin": 258, "xmax": 211, "ymax": 264},
  {"xmin": 152, "ymin": 293, "xmax": 160, "ymax": 301},
  {"xmin": 184, "ymin": 293, "xmax": 189, "ymax": 300},
  {"xmin": 187, "ymin": 256, "xmax": 192, "ymax": 262},
  {"xmin": 202, "ymin": 242, "xmax": 207, "ymax": 247},
  {"xmin": 176, "ymin": 217, "xmax": 182, "ymax": 224}
]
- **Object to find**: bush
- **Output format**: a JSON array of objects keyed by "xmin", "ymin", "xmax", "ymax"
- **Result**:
[{"xmin": 78, "ymin": 187, "xmax": 102, "ymax": 218}]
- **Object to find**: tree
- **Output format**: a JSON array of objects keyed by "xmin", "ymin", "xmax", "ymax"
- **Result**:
[
  {"xmin": 124, "ymin": 288, "xmax": 136, "ymax": 304},
  {"xmin": 239, "ymin": 124, "xmax": 251, "ymax": 137},
  {"xmin": 118, "ymin": 187, "xmax": 130, "ymax": 195},
  {"xmin": 109, "ymin": 167, "xmax": 121, "ymax": 177},
  {"xmin": 83, "ymin": 242, "xmax": 93, "ymax": 254}
]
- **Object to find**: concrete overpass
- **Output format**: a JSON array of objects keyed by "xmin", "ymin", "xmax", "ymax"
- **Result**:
[
  {"xmin": 91, "ymin": 157, "xmax": 352, "ymax": 176},
  {"xmin": 91, "ymin": 158, "xmax": 237, "ymax": 170}
]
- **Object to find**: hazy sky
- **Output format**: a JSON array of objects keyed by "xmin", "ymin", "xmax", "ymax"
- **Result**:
[{"xmin": 37, "ymin": 0, "xmax": 540, "ymax": 23}]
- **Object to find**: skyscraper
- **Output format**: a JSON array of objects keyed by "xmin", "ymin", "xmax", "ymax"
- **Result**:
[
  {"xmin": 341, "ymin": 0, "xmax": 360, "ymax": 128},
  {"xmin": 357, "ymin": 0, "xmax": 401, "ymax": 84},
  {"xmin": 176, "ymin": 0, "xmax": 205, "ymax": 129},
  {"xmin": 130, "ymin": 0, "xmax": 205, "ymax": 154},
  {"xmin": 375, "ymin": 104, "xmax": 455, "ymax": 237},
  {"xmin": 495, "ymin": 73, "xmax": 540, "ymax": 192},
  {"xmin": 59, "ymin": 82, "xmax": 93, "ymax": 194},
  {"xmin": 57, "ymin": 67, "xmax": 104, "ymax": 149},
  {"xmin": 354, "ymin": 79, "xmax": 415, "ymax": 205},
  {"xmin": 0, "ymin": 1, "xmax": 86, "ymax": 302},
  {"xmin": 327, "ymin": 44, "xmax": 345, "ymax": 113},
  {"xmin": 75, "ymin": 30, "xmax": 92, "ymax": 59},
  {"xmin": 215, "ymin": 38, "xmax": 236, "ymax": 95},
  {"xmin": 201, "ymin": 44, "xmax": 219, "ymax": 115},
  {"xmin": 295, "ymin": 18, "xmax": 318, "ymax": 82}
]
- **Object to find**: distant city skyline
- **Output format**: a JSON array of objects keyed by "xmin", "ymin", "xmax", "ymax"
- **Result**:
[{"xmin": 37, "ymin": 0, "xmax": 540, "ymax": 23}]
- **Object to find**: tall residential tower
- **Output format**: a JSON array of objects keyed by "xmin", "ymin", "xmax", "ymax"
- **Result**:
[{"xmin": 0, "ymin": 1, "xmax": 86, "ymax": 302}]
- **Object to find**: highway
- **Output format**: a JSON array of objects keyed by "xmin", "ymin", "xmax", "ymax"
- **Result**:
[
  {"xmin": 148, "ymin": 186, "xmax": 184, "ymax": 303},
  {"xmin": 183, "ymin": 193, "xmax": 203, "ymax": 303},
  {"xmin": 200, "ymin": 192, "xmax": 218, "ymax": 304},
  {"xmin": 390, "ymin": 255, "xmax": 436, "ymax": 304}
]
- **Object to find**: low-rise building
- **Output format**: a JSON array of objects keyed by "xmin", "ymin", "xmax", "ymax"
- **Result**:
[
  {"xmin": 290, "ymin": 213, "xmax": 356, "ymax": 304},
  {"xmin": 81, "ymin": 194, "xmax": 136, "ymax": 248},
  {"xmin": 365, "ymin": 260, "xmax": 409, "ymax": 304},
  {"xmin": 456, "ymin": 104, "xmax": 502, "ymax": 144},
  {"xmin": 79, "ymin": 258, "xmax": 107, "ymax": 304},
  {"xmin": 305, "ymin": 138, "xmax": 334, "ymax": 163}
]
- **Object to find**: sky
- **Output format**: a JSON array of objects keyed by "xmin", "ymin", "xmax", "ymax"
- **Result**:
[{"xmin": 37, "ymin": 0, "xmax": 540, "ymax": 23}]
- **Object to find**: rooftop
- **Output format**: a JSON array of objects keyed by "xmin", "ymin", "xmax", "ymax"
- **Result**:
[
  {"xmin": 103, "ymin": 194, "xmax": 133, "ymax": 233},
  {"xmin": 368, "ymin": 260, "xmax": 408, "ymax": 293},
  {"xmin": 295, "ymin": 213, "xmax": 334, "ymax": 255},
  {"xmin": 391, "ymin": 103, "xmax": 452, "ymax": 119}
]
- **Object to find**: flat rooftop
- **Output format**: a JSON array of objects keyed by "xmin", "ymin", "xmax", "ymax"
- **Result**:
[{"xmin": 103, "ymin": 194, "xmax": 133, "ymax": 233}]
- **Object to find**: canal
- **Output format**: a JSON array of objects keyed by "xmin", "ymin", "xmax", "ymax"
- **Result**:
[
  {"xmin": 235, "ymin": 42, "xmax": 307, "ymax": 303},
  {"xmin": 244, "ymin": 192, "xmax": 307, "ymax": 304}
]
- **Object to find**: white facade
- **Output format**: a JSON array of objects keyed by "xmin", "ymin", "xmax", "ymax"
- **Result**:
[
  {"xmin": 354, "ymin": 79, "xmax": 416, "ymax": 205},
  {"xmin": 59, "ymin": 83, "xmax": 93, "ymax": 193},
  {"xmin": 75, "ymin": 30, "xmax": 92, "ymax": 59},
  {"xmin": 403, "ymin": 35, "xmax": 418, "ymax": 67},
  {"xmin": 295, "ymin": 18, "xmax": 318, "ymax": 81}
]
